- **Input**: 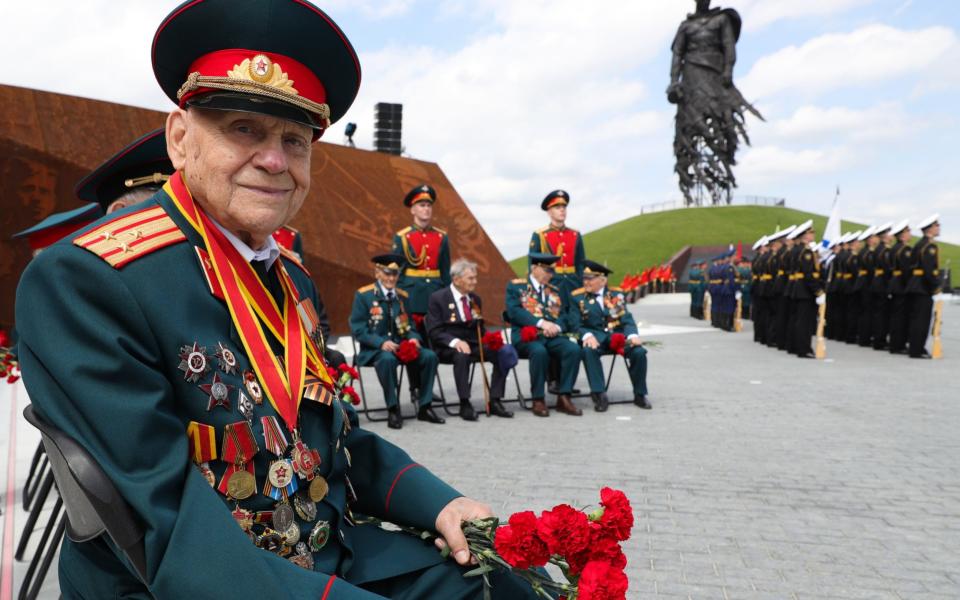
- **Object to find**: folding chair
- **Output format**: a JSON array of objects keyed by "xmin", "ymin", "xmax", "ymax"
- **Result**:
[
  {"xmin": 498, "ymin": 313, "xmax": 530, "ymax": 409},
  {"xmin": 349, "ymin": 337, "xmax": 411, "ymax": 423},
  {"xmin": 22, "ymin": 442, "xmax": 48, "ymax": 511},
  {"xmin": 23, "ymin": 405, "xmax": 147, "ymax": 596}
]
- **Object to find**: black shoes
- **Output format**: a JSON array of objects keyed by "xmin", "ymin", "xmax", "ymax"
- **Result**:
[
  {"xmin": 387, "ymin": 406, "xmax": 403, "ymax": 429},
  {"xmin": 634, "ymin": 395, "xmax": 652, "ymax": 409},
  {"xmin": 417, "ymin": 405, "xmax": 446, "ymax": 424},
  {"xmin": 459, "ymin": 401, "xmax": 478, "ymax": 421},
  {"xmin": 591, "ymin": 392, "xmax": 609, "ymax": 413},
  {"xmin": 489, "ymin": 399, "xmax": 514, "ymax": 418}
]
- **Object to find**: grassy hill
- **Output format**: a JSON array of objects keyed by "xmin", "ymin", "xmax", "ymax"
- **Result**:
[{"xmin": 510, "ymin": 206, "xmax": 960, "ymax": 279}]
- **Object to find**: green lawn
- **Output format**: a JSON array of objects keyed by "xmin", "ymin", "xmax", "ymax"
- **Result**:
[{"xmin": 509, "ymin": 206, "xmax": 960, "ymax": 279}]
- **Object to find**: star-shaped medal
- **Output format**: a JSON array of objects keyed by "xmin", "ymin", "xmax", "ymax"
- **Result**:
[
  {"xmin": 199, "ymin": 372, "xmax": 234, "ymax": 411},
  {"xmin": 215, "ymin": 342, "xmax": 239, "ymax": 375},
  {"xmin": 178, "ymin": 342, "xmax": 210, "ymax": 383}
]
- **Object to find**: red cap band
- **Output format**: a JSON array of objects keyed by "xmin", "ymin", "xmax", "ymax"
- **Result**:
[
  {"xmin": 545, "ymin": 197, "xmax": 568, "ymax": 209},
  {"xmin": 27, "ymin": 220, "xmax": 95, "ymax": 252}
]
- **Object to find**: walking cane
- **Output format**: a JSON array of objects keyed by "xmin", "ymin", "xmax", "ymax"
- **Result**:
[
  {"xmin": 734, "ymin": 298, "xmax": 743, "ymax": 332},
  {"xmin": 931, "ymin": 299, "xmax": 944, "ymax": 359},
  {"xmin": 475, "ymin": 322, "xmax": 492, "ymax": 416},
  {"xmin": 815, "ymin": 299, "xmax": 827, "ymax": 359}
]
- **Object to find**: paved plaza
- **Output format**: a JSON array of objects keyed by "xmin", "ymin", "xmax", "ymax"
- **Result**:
[{"xmin": 2, "ymin": 294, "xmax": 959, "ymax": 599}]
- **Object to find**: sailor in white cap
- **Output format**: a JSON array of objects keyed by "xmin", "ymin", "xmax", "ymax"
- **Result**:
[
  {"xmin": 870, "ymin": 222, "xmax": 895, "ymax": 349},
  {"xmin": 786, "ymin": 221, "xmax": 823, "ymax": 357},
  {"xmin": 751, "ymin": 236, "xmax": 771, "ymax": 344},
  {"xmin": 770, "ymin": 225, "xmax": 799, "ymax": 350},
  {"xmin": 854, "ymin": 226, "xmax": 881, "ymax": 347},
  {"xmin": 838, "ymin": 230, "xmax": 864, "ymax": 344},
  {"xmin": 905, "ymin": 214, "xmax": 942, "ymax": 358},
  {"xmin": 884, "ymin": 219, "xmax": 913, "ymax": 353}
]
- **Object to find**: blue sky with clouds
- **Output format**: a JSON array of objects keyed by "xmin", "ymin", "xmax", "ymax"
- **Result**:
[{"xmin": 3, "ymin": 1, "xmax": 958, "ymax": 258}]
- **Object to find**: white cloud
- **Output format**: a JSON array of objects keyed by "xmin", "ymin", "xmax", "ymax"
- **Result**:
[
  {"xmin": 737, "ymin": 145, "xmax": 857, "ymax": 184},
  {"xmin": 766, "ymin": 103, "xmax": 928, "ymax": 144},
  {"xmin": 737, "ymin": 0, "xmax": 876, "ymax": 32},
  {"xmin": 741, "ymin": 24, "xmax": 958, "ymax": 100}
]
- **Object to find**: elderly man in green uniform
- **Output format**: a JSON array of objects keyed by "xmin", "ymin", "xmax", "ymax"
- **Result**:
[
  {"xmin": 15, "ymin": 1, "xmax": 544, "ymax": 598},
  {"xmin": 350, "ymin": 254, "xmax": 444, "ymax": 429},
  {"xmin": 505, "ymin": 252, "xmax": 582, "ymax": 417},
  {"xmin": 571, "ymin": 261, "xmax": 651, "ymax": 412}
]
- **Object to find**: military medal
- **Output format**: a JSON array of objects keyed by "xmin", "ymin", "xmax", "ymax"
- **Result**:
[
  {"xmin": 186, "ymin": 421, "xmax": 218, "ymax": 487},
  {"xmin": 218, "ymin": 421, "xmax": 259, "ymax": 500},
  {"xmin": 262, "ymin": 416, "xmax": 298, "ymax": 499},
  {"xmin": 178, "ymin": 342, "xmax": 210, "ymax": 382},
  {"xmin": 303, "ymin": 375, "xmax": 335, "ymax": 406},
  {"xmin": 199, "ymin": 372, "xmax": 234, "ymax": 411},
  {"xmin": 294, "ymin": 493, "xmax": 317, "ymax": 521},
  {"xmin": 289, "ymin": 543, "xmax": 314, "ymax": 570},
  {"xmin": 257, "ymin": 529, "xmax": 285, "ymax": 553},
  {"xmin": 238, "ymin": 391, "xmax": 255, "ymax": 422},
  {"xmin": 308, "ymin": 520, "xmax": 331, "ymax": 552},
  {"xmin": 291, "ymin": 439, "xmax": 321, "ymax": 481},
  {"xmin": 215, "ymin": 342, "xmax": 239, "ymax": 375},
  {"xmin": 231, "ymin": 505, "xmax": 254, "ymax": 532},
  {"xmin": 243, "ymin": 371, "xmax": 264, "ymax": 404},
  {"xmin": 309, "ymin": 476, "xmax": 329, "ymax": 503},
  {"xmin": 283, "ymin": 522, "xmax": 301, "ymax": 546},
  {"xmin": 272, "ymin": 502, "xmax": 295, "ymax": 532}
]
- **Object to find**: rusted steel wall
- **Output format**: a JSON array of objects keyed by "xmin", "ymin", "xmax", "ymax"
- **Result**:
[{"xmin": 0, "ymin": 84, "xmax": 513, "ymax": 334}]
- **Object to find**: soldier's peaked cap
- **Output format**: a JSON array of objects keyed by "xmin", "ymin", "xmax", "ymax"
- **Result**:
[
  {"xmin": 75, "ymin": 129, "xmax": 174, "ymax": 212},
  {"xmin": 541, "ymin": 190, "xmax": 570, "ymax": 211},
  {"xmin": 529, "ymin": 252, "xmax": 560, "ymax": 266},
  {"xmin": 13, "ymin": 203, "xmax": 103, "ymax": 251},
  {"xmin": 889, "ymin": 219, "xmax": 910, "ymax": 236},
  {"xmin": 582, "ymin": 260, "xmax": 612, "ymax": 277},
  {"xmin": 152, "ymin": 0, "xmax": 361, "ymax": 137},
  {"xmin": 918, "ymin": 213, "xmax": 939, "ymax": 230},
  {"xmin": 372, "ymin": 253, "xmax": 405, "ymax": 272},
  {"xmin": 403, "ymin": 184, "xmax": 436, "ymax": 207},
  {"xmin": 788, "ymin": 220, "xmax": 813, "ymax": 240}
]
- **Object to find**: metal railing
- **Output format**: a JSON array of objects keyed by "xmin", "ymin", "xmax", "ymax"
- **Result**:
[{"xmin": 639, "ymin": 196, "xmax": 786, "ymax": 215}]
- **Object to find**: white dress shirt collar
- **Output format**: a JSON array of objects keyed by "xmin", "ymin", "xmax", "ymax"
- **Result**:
[{"xmin": 212, "ymin": 219, "xmax": 281, "ymax": 270}]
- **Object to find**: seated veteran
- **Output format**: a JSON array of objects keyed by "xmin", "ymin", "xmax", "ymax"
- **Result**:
[
  {"xmin": 426, "ymin": 258, "xmax": 514, "ymax": 421},
  {"xmin": 16, "ymin": 1, "xmax": 541, "ymax": 597},
  {"xmin": 505, "ymin": 252, "xmax": 582, "ymax": 417},
  {"xmin": 350, "ymin": 253, "xmax": 444, "ymax": 430},
  {"xmin": 572, "ymin": 261, "xmax": 651, "ymax": 411}
]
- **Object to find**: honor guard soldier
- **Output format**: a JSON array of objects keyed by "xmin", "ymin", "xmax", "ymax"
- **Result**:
[
  {"xmin": 16, "ymin": 2, "xmax": 541, "ymax": 597},
  {"xmin": 392, "ymin": 184, "xmax": 451, "ymax": 330},
  {"xmin": 505, "ymin": 253, "xmax": 582, "ymax": 417},
  {"xmin": 887, "ymin": 220, "xmax": 913, "ymax": 354},
  {"xmin": 75, "ymin": 128, "xmax": 175, "ymax": 215},
  {"xmin": 571, "ymin": 261, "xmax": 651, "ymax": 412},
  {"xmin": 871, "ymin": 223, "xmax": 895, "ymax": 350},
  {"xmin": 841, "ymin": 231, "xmax": 863, "ymax": 344},
  {"xmin": 787, "ymin": 221, "xmax": 824, "ymax": 358},
  {"xmin": 688, "ymin": 260, "xmax": 706, "ymax": 319},
  {"xmin": 823, "ymin": 236, "xmax": 843, "ymax": 341},
  {"xmin": 426, "ymin": 259, "xmax": 514, "ymax": 420},
  {"xmin": 765, "ymin": 225, "xmax": 794, "ymax": 346},
  {"xmin": 529, "ymin": 190, "xmax": 586, "ymax": 296},
  {"xmin": 906, "ymin": 214, "xmax": 943, "ymax": 358},
  {"xmin": 782, "ymin": 226, "xmax": 806, "ymax": 351},
  {"xmin": 751, "ymin": 237, "xmax": 770, "ymax": 343},
  {"xmin": 737, "ymin": 256, "xmax": 752, "ymax": 320},
  {"xmin": 856, "ymin": 226, "xmax": 881, "ymax": 347},
  {"xmin": 350, "ymin": 254, "xmax": 443, "ymax": 429}
]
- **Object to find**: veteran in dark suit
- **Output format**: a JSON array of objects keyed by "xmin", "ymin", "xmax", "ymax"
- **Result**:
[
  {"xmin": 570, "ymin": 261, "xmax": 651, "ymax": 412},
  {"xmin": 15, "ymin": 2, "xmax": 541, "ymax": 598},
  {"xmin": 426, "ymin": 259, "xmax": 514, "ymax": 420},
  {"xmin": 350, "ymin": 254, "xmax": 444, "ymax": 429},
  {"xmin": 505, "ymin": 252, "xmax": 582, "ymax": 417}
]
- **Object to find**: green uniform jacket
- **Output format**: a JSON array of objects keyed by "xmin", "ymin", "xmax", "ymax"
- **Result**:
[
  {"xmin": 504, "ymin": 277, "xmax": 575, "ymax": 340},
  {"xmin": 349, "ymin": 284, "xmax": 421, "ymax": 366},
  {"xmin": 391, "ymin": 227, "xmax": 451, "ymax": 315},
  {"xmin": 15, "ymin": 191, "xmax": 460, "ymax": 599},
  {"xmin": 528, "ymin": 228, "xmax": 585, "ymax": 293},
  {"xmin": 569, "ymin": 286, "xmax": 639, "ymax": 342}
]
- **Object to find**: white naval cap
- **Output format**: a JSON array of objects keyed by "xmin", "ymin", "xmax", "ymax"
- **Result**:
[
  {"xmin": 752, "ymin": 236, "xmax": 768, "ymax": 250},
  {"xmin": 874, "ymin": 222, "xmax": 894, "ymax": 235},
  {"xmin": 857, "ymin": 226, "xmax": 876, "ymax": 242},
  {"xmin": 917, "ymin": 213, "xmax": 940, "ymax": 230},
  {"xmin": 889, "ymin": 219, "xmax": 910, "ymax": 236},
  {"xmin": 787, "ymin": 219, "xmax": 813, "ymax": 240},
  {"xmin": 847, "ymin": 230, "xmax": 863, "ymax": 242}
]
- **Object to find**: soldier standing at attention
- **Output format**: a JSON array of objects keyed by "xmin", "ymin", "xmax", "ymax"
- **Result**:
[
  {"xmin": 688, "ymin": 260, "xmax": 705, "ymax": 319},
  {"xmin": 906, "ymin": 214, "xmax": 943, "ymax": 358},
  {"xmin": 529, "ymin": 190, "xmax": 586, "ymax": 297},
  {"xmin": 855, "ymin": 227, "xmax": 878, "ymax": 347},
  {"xmin": 887, "ymin": 220, "xmax": 913, "ymax": 354},
  {"xmin": 841, "ymin": 231, "xmax": 863, "ymax": 344},
  {"xmin": 871, "ymin": 223, "xmax": 895, "ymax": 350},
  {"xmin": 787, "ymin": 221, "xmax": 824, "ymax": 358}
]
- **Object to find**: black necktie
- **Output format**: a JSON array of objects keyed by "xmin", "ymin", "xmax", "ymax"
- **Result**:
[
  {"xmin": 385, "ymin": 292, "xmax": 395, "ymax": 338},
  {"xmin": 251, "ymin": 260, "xmax": 283, "ymax": 306}
]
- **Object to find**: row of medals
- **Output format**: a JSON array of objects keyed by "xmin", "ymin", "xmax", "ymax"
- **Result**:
[{"xmin": 180, "ymin": 341, "xmax": 339, "ymax": 571}]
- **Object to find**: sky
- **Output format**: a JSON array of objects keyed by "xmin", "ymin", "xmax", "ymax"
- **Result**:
[{"xmin": 3, "ymin": 0, "xmax": 959, "ymax": 259}]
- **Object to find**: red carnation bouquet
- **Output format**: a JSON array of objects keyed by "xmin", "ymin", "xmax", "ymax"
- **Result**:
[
  {"xmin": 381, "ymin": 487, "xmax": 633, "ymax": 599},
  {"xmin": 395, "ymin": 339, "xmax": 420, "ymax": 364},
  {"xmin": 609, "ymin": 333, "xmax": 626, "ymax": 356},
  {"xmin": 482, "ymin": 331, "xmax": 505, "ymax": 352},
  {"xmin": 1, "ymin": 329, "xmax": 19, "ymax": 384},
  {"xmin": 520, "ymin": 325, "xmax": 539, "ymax": 343}
]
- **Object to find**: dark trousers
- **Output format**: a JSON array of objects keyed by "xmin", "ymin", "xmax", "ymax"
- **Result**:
[
  {"xmin": 791, "ymin": 298, "xmax": 816, "ymax": 356},
  {"xmin": 857, "ymin": 291, "xmax": 874, "ymax": 346},
  {"xmin": 516, "ymin": 337, "xmax": 580, "ymax": 398},
  {"xmin": 844, "ymin": 294, "xmax": 860, "ymax": 343},
  {"xmin": 907, "ymin": 294, "xmax": 934, "ymax": 357},
  {"xmin": 373, "ymin": 348, "xmax": 438, "ymax": 408},
  {"xmin": 753, "ymin": 296, "xmax": 766, "ymax": 343},
  {"xmin": 889, "ymin": 294, "xmax": 909, "ymax": 353},
  {"xmin": 765, "ymin": 295, "xmax": 779, "ymax": 346},
  {"xmin": 872, "ymin": 293, "xmax": 890, "ymax": 350},
  {"xmin": 776, "ymin": 295, "xmax": 791, "ymax": 350},
  {"xmin": 435, "ymin": 345, "xmax": 506, "ymax": 401},
  {"xmin": 581, "ymin": 343, "xmax": 648, "ymax": 396},
  {"xmin": 826, "ymin": 292, "xmax": 843, "ymax": 340}
]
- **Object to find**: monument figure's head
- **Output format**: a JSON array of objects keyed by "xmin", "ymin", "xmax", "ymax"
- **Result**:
[{"xmin": 695, "ymin": 0, "xmax": 711, "ymax": 13}]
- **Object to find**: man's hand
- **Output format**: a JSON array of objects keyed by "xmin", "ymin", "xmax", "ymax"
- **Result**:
[
  {"xmin": 381, "ymin": 340, "xmax": 400, "ymax": 352},
  {"xmin": 629, "ymin": 336, "xmax": 643, "ymax": 347},
  {"xmin": 454, "ymin": 340, "xmax": 471, "ymax": 354},
  {"xmin": 815, "ymin": 294, "xmax": 826, "ymax": 306},
  {"xmin": 434, "ymin": 497, "xmax": 493, "ymax": 565},
  {"xmin": 583, "ymin": 335, "xmax": 600, "ymax": 350},
  {"xmin": 540, "ymin": 321, "xmax": 561, "ymax": 338},
  {"xmin": 409, "ymin": 338, "xmax": 421, "ymax": 348}
]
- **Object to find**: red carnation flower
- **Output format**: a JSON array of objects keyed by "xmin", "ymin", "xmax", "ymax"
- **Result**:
[
  {"xmin": 598, "ymin": 487, "xmax": 633, "ymax": 542},
  {"xmin": 493, "ymin": 511, "xmax": 550, "ymax": 569},
  {"xmin": 0, "ymin": 329, "xmax": 9, "ymax": 348},
  {"xmin": 411, "ymin": 313, "xmax": 425, "ymax": 329},
  {"xmin": 326, "ymin": 365, "xmax": 339, "ymax": 381},
  {"xmin": 7, "ymin": 374, "xmax": 20, "ymax": 384},
  {"xmin": 577, "ymin": 561, "xmax": 629, "ymax": 600},
  {"xmin": 520, "ymin": 326, "xmax": 539, "ymax": 343},
  {"xmin": 395, "ymin": 339, "xmax": 420, "ymax": 364},
  {"xmin": 536, "ymin": 504, "xmax": 591, "ymax": 558},
  {"xmin": 337, "ymin": 364, "xmax": 360, "ymax": 381},
  {"xmin": 482, "ymin": 331, "xmax": 504, "ymax": 352},
  {"xmin": 588, "ymin": 534, "xmax": 627, "ymax": 570},
  {"xmin": 609, "ymin": 333, "xmax": 626, "ymax": 356},
  {"xmin": 341, "ymin": 386, "xmax": 361, "ymax": 406}
]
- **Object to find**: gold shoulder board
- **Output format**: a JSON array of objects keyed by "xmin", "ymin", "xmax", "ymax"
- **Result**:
[
  {"xmin": 358, "ymin": 283, "xmax": 376, "ymax": 293},
  {"xmin": 396, "ymin": 289, "xmax": 409, "ymax": 298},
  {"xmin": 73, "ymin": 206, "xmax": 185, "ymax": 269},
  {"xmin": 279, "ymin": 246, "xmax": 310, "ymax": 276}
]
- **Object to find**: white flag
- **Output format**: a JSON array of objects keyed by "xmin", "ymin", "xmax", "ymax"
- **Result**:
[{"xmin": 822, "ymin": 188, "xmax": 841, "ymax": 249}]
